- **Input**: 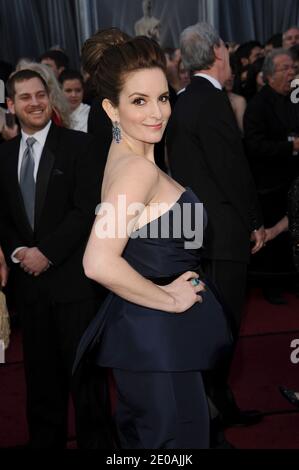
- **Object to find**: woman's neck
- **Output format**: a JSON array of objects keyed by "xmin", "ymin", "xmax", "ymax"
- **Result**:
[{"xmin": 118, "ymin": 136, "xmax": 156, "ymax": 162}]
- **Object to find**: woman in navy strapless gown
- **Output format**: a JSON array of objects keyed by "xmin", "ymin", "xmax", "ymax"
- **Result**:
[{"xmin": 74, "ymin": 32, "xmax": 232, "ymax": 449}]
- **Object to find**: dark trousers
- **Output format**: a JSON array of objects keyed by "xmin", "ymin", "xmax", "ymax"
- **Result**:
[
  {"xmin": 203, "ymin": 259, "xmax": 247, "ymax": 333},
  {"xmin": 112, "ymin": 369, "xmax": 209, "ymax": 449},
  {"xmin": 19, "ymin": 296, "xmax": 112, "ymax": 449},
  {"xmin": 202, "ymin": 259, "xmax": 248, "ymax": 418}
]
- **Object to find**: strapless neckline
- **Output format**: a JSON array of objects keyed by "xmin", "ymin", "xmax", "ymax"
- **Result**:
[{"xmin": 133, "ymin": 187, "xmax": 193, "ymax": 233}]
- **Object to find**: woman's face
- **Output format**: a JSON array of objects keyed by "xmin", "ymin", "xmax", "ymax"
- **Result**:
[
  {"xmin": 62, "ymin": 79, "xmax": 84, "ymax": 112},
  {"xmin": 116, "ymin": 67, "xmax": 171, "ymax": 145}
]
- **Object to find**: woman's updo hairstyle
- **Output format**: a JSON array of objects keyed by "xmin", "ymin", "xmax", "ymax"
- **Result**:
[
  {"xmin": 81, "ymin": 28, "xmax": 130, "ymax": 78},
  {"xmin": 91, "ymin": 28, "xmax": 167, "ymax": 106}
]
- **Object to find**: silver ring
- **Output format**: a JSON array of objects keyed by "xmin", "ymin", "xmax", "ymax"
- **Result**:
[{"xmin": 191, "ymin": 278, "xmax": 201, "ymax": 287}]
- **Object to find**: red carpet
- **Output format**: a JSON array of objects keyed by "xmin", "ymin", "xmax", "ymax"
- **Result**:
[
  {"xmin": 226, "ymin": 414, "xmax": 299, "ymax": 449},
  {"xmin": 1, "ymin": 288, "xmax": 299, "ymax": 448},
  {"xmin": 0, "ymin": 363, "xmax": 28, "ymax": 447},
  {"xmin": 226, "ymin": 289, "xmax": 299, "ymax": 448},
  {"xmin": 241, "ymin": 289, "xmax": 299, "ymax": 336},
  {"xmin": 0, "ymin": 328, "xmax": 75, "ymax": 448},
  {"xmin": 230, "ymin": 334, "xmax": 299, "ymax": 412}
]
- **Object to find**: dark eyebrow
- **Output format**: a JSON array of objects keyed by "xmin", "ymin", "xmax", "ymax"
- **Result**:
[
  {"xmin": 129, "ymin": 91, "xmax": 169, "ymax": 98},
  {"xmin": 129, "ymin": 93, "xmax": 149, "ymax": 98},
  {"xmin": 18, "ymin": 90, "xmax": 46, "ymax": 98}
]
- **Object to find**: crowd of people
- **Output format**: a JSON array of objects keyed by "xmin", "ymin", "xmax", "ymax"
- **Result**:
[{"xmin": 1, "ymin": 22, "xmax": 299, "ymax": 449}]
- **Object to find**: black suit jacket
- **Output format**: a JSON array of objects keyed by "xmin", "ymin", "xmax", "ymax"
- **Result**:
[
  {"xmin": 167, "ymin": 76, "xmax": 262, "ymax": 263},
  {"xmin": 0, "ymin": 123, "xmax": 105, "ymax": 303},
  {"xmin": 88, "ymin": 99, "xmax": 112, "ymax": 165},
  {"xmin": 244, "ymin": 84, "xmax": 299, "ymax": 193}
]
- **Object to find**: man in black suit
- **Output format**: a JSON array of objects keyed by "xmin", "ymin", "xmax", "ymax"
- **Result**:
[
  {"xmin": 167, "ymin": 23, "xmax": 265, "ymax": 435},
  {"xmin": 0, "ymin": 70, "xmax": 111, "ymax": 448},
  {"xmin": 244, "ymin": 49, "xmax": 299, "ymax": 304}
]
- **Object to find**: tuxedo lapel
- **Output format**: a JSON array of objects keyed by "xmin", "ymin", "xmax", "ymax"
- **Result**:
[
  {"xmin": 34, "ymin": 123, "xmax": 58, "ymax": 228},
  {"xmin": 35, "ymin": 147, "xmax": 55, "ymax": 228}
]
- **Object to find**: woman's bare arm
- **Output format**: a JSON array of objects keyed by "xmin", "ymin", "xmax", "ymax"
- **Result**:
[
  {"xmin": 265, "ymin": 216, "xmax": 289, "ymax": 243},
  {"xmin": 83, "ymin": 157, "xmax": 203, "ymax": 313}
]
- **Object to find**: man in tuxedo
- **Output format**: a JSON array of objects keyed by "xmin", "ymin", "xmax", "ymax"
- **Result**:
[
  {"xmin": 0, "ymin": 70, "xmax": 111, "ymax": 448},
  {"xmin": 167, "ymin": 23, "xmax": 265, "ymax": 437}
]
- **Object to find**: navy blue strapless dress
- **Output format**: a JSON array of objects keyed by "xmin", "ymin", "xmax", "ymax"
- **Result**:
[{"xmin": 74, "ymin": 189, "xmax": 232, "ymax": 373}]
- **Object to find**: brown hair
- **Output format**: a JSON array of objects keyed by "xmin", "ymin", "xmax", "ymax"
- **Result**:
[
  {"xmin": 82, "ymin": 28, "xmax": 167, "ymax": 106},
  {"xmin": 6, "ymin": 69, "xmax": 49, "ymax": 99},
  {"xmin": 81, "ymin": 28, "xmax": 130, "ymax": 77}
]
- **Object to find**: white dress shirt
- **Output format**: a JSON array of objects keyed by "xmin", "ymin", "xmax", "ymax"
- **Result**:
[
  {"xmin": 177, "ymin": 88, "xmax": 186, "ymax": 96},
  {"xmin": 70, "ymin": 103, "xmax": 90, "ymax": 133},
  {"xmin": 193, "ymin": 73, "xmax": 222, "ymax": 91},
  {"xmin": 18, "ymin": 120, "xmax": 52, "ymax": 181},
  {"xmin": 12, "ymin": 121, "xmax": 52, "ymax": 263}
]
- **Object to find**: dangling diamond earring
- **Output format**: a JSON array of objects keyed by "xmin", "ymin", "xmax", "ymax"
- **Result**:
[{"xmin": 112, "ymin": 121, "xmax": 122, "ymax": 144}]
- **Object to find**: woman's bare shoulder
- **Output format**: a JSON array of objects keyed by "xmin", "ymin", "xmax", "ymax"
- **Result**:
[{"xmin": 103, "ymin": 155, "xmax": 159, "ymax": 204}]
